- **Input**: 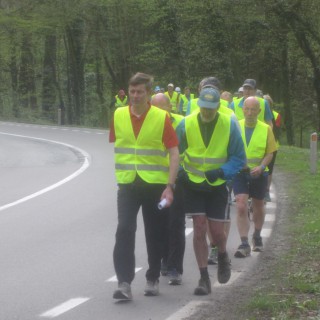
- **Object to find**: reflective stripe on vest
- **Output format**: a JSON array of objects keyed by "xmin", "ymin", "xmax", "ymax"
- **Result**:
[
  {"xmin": 183, "ymin": 113, "xmax": 230, "ymax": 186},
  {"xmin": 239, "ymin": 119, "xmax": 269, "ymax": 171},
  {"xmin": 114, "ymin": 106, "xmax": 169, "ymax": 184},
  {"xmin": 234, "ymin": 97, "xmax": 266, "ymax": 122}
]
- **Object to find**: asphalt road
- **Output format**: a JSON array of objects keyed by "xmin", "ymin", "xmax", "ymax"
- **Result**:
[{"xmin": 0, "ymin": 121, "xmax": 277, "ymax": 320}]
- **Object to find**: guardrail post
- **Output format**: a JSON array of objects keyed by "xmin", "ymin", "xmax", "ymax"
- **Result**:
[{"xmin": 310, "ymin": 132, "xmax": 318, "ymax": 174}]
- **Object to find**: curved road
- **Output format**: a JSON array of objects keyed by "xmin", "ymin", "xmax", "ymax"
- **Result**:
[{"xmin": 0, "ymin": 121, "xmax": 277, "ymax": 320}]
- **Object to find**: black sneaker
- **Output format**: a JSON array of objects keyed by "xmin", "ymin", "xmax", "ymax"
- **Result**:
[
  {"xmin": 113, "ymin": 282, "xmax": 132, "ymax": 301},
  {"xmin": 217, "ymin": 252, "xmax": 231, "ymax": 284},
  {"xmin": 234, "ymin": 243, "xmax": 251, "ymax": 258},
  {"xmin": 194, "ymin": 277, "xmax": 211, "ymax": 295},
  {"xmin": 252, "ymin": 236, "xmax": 263, "ymax": 252}
]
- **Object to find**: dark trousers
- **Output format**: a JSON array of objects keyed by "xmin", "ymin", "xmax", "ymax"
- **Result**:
[
  {"xmin": 113, "ymin": 179, "xmax": 168, "ymax": 284},
  {"xmin": 162, "ymin": 181, "xmax": 186, "ymax": 274}
]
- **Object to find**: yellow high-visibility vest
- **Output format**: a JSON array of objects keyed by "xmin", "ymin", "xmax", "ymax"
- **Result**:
[
  {"xmin": 165, "ymin": 91, "xmax": 179, "ymax": 112},
  {"xmin": 171, "ymin": 113, "xmax": 184, "ymax": 130},
  {"xmin": 183, "ymin": 113, "xmax": 230, "ymax": 186},
  {"xmin": 219, "ymin": 99, "xmax": 234, "ymax": 116},
  {"xmin": 115, "ymin": 95, "xmax": 128, "ymax": 108},
  {"xmin": 180, "ymin": 94, "xmax": 195, "ymax": 112},
  {"xmin": 239, "ymin": 119, "xmax": 269, "ymax": 171},
  {"xmin": 189, "ymin": 98, "xmax": 199, "ymax": 114},
  {"xmin": 114, "ymin": 106, "xmax": 169, "ymax": 184},
  {"xmin": 272, "ymin": 110, "xmax": 280, "ymax": 147}
]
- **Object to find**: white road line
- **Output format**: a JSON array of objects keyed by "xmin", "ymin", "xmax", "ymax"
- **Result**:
[
  {"xmin": 0, "ymin": 132, "xmax": 91, "ymax": 212},
  {"xmin": 40, "ymin": 297, "xmax": 90, "ymax": 318},
  {"xmin": 266, "ymin": 202, "xmax": 276, "ymax": 209},
  {"xmin": 185, "ymin": 227, "xmax": 193, "ymax": 236},
  {"xmin": 265, "ymin": 214, "xmax": 276, "ymax": 222},
  {"xmin": 107, "ymin": 267, "xmax": 143, "ymax": 282},
  {"xmin": 165, "ymin": 301, "xmax": 208, "ymax": 320},
  {"xmin": 261, "ymin": 228, "xmax": 273, "ymax": 237}
]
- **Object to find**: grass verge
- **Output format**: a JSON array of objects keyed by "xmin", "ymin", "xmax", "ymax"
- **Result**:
[{"xmin": 246, "ymin": 145, "xmax": 320, "ymax": 320}]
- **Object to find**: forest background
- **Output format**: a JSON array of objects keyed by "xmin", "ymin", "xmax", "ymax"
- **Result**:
[{"xmin": 0, "ymin": 0, "xmax": 319, "ymax": 147}]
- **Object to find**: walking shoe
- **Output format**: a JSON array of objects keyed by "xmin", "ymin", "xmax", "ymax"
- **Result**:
[
  {"xmin": 144, "ymin": 280, "xmax": 159, "ymax": 296},
  {"xmin": 234, "ymin": 243, "xmax": 251, "ymax": 258},
  {"xmin": 208, "ymin": 246, "xmax": 218, "ymax": 265},
  {"xmin": 264, "ymin": 191, "xmax": 271, "ymax": 202},
  {"xmin": 217, "ymin": 252, "xmax": 231, "ymax": 284},
  {"xmin": 168, "ymin": 269, "xmax": 182, "ymax": 285},
  {"xmin": 160, "ymin": 261, "xmax": 168, "ymax": 276},
  {"xmin": 252, "ymin": 236, "xmax": 263, "ymax": 252},
  {"xmin": 194, "ymin": 277, "xmax": 211, "ymax": 295},
  {"xmin": 113, "ymin": 282, "xmax": 132, "ymax": 301}
]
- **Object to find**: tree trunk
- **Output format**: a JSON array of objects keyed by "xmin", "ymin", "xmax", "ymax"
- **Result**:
[
  {"xmin": 18, "ymin": 32, "xmax": 37, "ymax": 110},
  {"xmin": 65, "ymin": 19, "xmax": 85, "ymax": 125},
  {"xmin": 9, "ymin": 39, "xmax": 19, "ymax": 117},
  {"xmin": 280, "ymin": 28, "xmax": 295, "ymax": 145},
  {"xmin": 41, "ymin": 34, "xmax": 57, "ymax": 116}
]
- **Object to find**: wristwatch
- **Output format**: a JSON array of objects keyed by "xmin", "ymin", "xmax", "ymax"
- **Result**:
[
  {"xmin": 166, "ymin": 183, "xmax": 176, "ymax": 191},
  {"xmin": 260, "ymin": 165, "xmax": 266, "ymax": 171}
]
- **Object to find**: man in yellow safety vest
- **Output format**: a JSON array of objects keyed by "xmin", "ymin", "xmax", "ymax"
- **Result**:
[
  {"xmin": 110, "ymin": 73, "xmax": 180, "ymax": 301},
  {"xmin": 176, "ymin": 86, "xmax": 246, "ymax": 295},
  {"xmin": 233, "ymin": 97, "xmax": 277, "ymax": 258}
]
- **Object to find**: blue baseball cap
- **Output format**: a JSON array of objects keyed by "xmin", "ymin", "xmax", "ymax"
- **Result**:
[{"xmin": 197, "ymin": 87, "xmax": 220, "ymax": 109}]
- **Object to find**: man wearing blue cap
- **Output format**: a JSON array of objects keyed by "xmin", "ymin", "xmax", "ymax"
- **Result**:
[{"xmin": 176, "ymin": 86, "xmax": 246, "ymax": 295}]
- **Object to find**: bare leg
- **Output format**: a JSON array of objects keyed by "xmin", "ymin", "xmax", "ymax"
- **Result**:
[
  {"xmin": 236, "ymin": 193, "xmax": 250, "ymax": 239},
  {"xmin": 252, "ymin": 198, "xmax": 265, "ymax": 230},
  {"xmin": 192, "ymin": 215, "xmax": 208, "ymax": 268}
]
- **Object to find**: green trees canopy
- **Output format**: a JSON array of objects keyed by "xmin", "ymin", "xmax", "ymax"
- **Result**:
[{"xmin": 0, "ymin": 0, "xmax": 319, "ymax": 146}]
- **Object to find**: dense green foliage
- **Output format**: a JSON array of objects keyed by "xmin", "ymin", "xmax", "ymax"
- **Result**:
[{"xmin": 0, "ymin": 0, "xmax": 319, "ymax": 145}]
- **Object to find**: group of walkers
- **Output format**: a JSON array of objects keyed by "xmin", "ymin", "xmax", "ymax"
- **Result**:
[{"xmin": 109, "ymin": 72, "xmax": 280, "ymax": 301}]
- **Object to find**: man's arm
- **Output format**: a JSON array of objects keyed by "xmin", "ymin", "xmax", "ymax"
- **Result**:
[
  {"xmin": 251, "ymin": 126, "xmax": 277, "ymax": 176},
  {"xmin": 168, "ymin": 146, "xmax": 180, "ymax": 185},
  {"xmin": 160, "ymin": 146, "xmax": 179, "ymax": 207},
  {"xmin": 220, "ymin": 119, "xmax": 246, "ymax": 180},
  {"xmin": 250, "ymin": 152, "xmax": 273, "ymax": 177}
]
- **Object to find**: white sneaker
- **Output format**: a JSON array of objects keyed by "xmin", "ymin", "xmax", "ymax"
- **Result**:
[
  {"xmin": 144, "ymin": 280, "xmax": 159, "ymax": 296},
  {"xmin": 113, "ymin": 282, "xmax": 132, "ymax": 301}
]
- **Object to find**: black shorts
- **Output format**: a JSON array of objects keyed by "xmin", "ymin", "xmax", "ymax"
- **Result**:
[
  {"xmin": 184, "ymin": 183, "xmax": 230, "ymax": 221},
  {"xmin": 233, "ymin": 171, "xmax": 268, "ymax": 200}
]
